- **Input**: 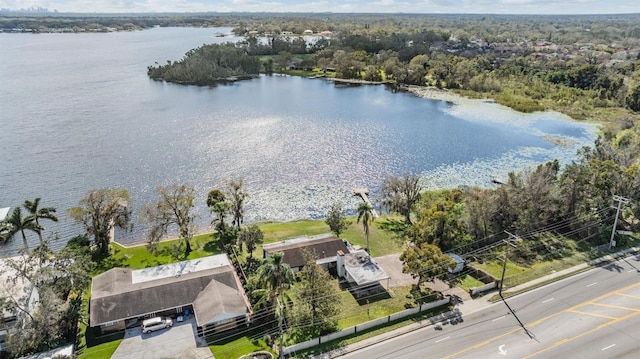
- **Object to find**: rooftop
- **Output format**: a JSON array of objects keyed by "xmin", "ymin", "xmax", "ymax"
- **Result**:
[
  {"xmin": 132, "ymin": 254, "xmax": 230, "ymax": 284},
  {"xmin": 343, "ymin": 250, "xmax": 389, "ymax": 286},
  {"xmin": 90, "ymin": 254, "xmax": 250, "ymax": 327},
  {"xmin": 263, "ymin": 233, "xmax": 350, "ymax": 268}
]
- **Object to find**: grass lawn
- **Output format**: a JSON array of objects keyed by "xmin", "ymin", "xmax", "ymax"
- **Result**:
[
  {"xmin": 336, "ymin": 285, "xmax": 414, "ymax": 329},
  {"xmin": 455, "ymin": 274, "xmax": 485, "ymax": 292},
  {"xmin": 76, "ymin": 339, "xmax": 122, "ymax": 359},
  {"xmin": 474, "ymin": 260, "xmax": 527, "ymax": 280},
  {"xmin": 75, "ymin": 320, "xmax": 123, "ymax": 359},
  {"xmin": 258, "ymin": 216, "xmax": 403, "ymax": 258},
  {"xmin": 94, "ymin": 232, "xmax": 222, "ymax": 273},
  {"xmin": 209, "ymin": 332, "xmax": 273, "ymax": 359}
]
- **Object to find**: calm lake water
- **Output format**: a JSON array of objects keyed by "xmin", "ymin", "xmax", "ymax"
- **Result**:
[{"xmin": 0, "ymin": 27, "xmax": 597, "ymax": 255}]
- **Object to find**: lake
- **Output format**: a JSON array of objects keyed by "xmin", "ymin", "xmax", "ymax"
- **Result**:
[{"xmin": 0, "ymin": 27, "xmax": 597, "ymax": 255}]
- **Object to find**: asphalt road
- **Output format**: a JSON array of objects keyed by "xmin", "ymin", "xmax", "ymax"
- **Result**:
[{"xmin": 340, "ymin": 255, "xmax": 640, "ymax": 359}]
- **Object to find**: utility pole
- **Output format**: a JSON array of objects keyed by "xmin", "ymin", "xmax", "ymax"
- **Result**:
[
  {"xmin": 500, "ymin": 231, "xmax": 535, "ymax": 340},
  {"xmin": 609, "ymin": 195, "xmax": 629, "ymax": 250}
]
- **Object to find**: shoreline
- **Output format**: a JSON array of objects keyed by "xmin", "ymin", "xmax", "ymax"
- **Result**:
[{"xmin": 406, "ymin": 85, "xmax": 469, "ymax": 105}]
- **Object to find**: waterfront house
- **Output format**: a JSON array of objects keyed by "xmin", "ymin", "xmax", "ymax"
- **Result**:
[
  {"xmin": 89, "ymin": 254, "xmax": 251, "ymax": 336},
  {"xmin": 263, "ymin": 233, "xmax": 350, "ymax": 273}
]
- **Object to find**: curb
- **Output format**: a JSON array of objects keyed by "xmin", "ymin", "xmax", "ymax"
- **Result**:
[{"xmin": 314, "ymin": 308, "xmax": 458, "ymax": 359}]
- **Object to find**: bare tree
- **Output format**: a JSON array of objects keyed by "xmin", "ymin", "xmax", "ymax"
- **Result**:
[{"xmin": 141, "ymin": 185, "xmax": 196, "ymax": 256}]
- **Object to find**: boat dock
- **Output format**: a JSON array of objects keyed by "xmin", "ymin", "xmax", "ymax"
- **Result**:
[{"xmin": 352, "ymin": 188, "xmax": 379, "ymax": 218}]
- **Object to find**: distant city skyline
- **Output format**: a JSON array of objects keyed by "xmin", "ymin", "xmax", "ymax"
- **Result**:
[{"xmin": 1, "ymin": 0, "xmax": 639, "ymax": 15}]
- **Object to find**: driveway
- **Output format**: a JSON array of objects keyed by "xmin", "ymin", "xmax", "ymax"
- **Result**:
[
  {"xmin": 375, "ymin": 253, "xmax": 471, "ymax": 302},
  {"xmin": 111, "ymin": 317, "xmax": 213, "ymax": 359},
  {"xmin": 374, "ymin": 253, "xmax": 416, "ymax": 288}
]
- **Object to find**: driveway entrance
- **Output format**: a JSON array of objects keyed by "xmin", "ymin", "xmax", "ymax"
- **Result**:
[{"xmin": 111, "ymin": 317, "xmax": 213, "ymax": 359}]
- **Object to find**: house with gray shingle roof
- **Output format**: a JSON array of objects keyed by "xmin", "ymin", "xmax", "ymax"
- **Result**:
[
  {"xmin": 90, "ymin": 254, "xmax": 251, "ymax": 336},
  {"xmin": 263, "ymin": 233, "xmax": 350, "ymax": 273}
]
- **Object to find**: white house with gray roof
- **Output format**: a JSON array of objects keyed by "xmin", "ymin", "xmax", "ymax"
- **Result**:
[{"xmin": 337, "ymin": 250, "xmax": 390, "ymax": 298}]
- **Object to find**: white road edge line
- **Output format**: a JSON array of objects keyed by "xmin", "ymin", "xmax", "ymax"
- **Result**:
[
  {"xmin": 542, "ymin": 298, "xmax": 554, "ymax": 303},
  {"xmin": 492, "ymin": 316, "xmax": 506, "ymax": 322},
  {"xmin": 601, "ymin": 344, "xmax": 616, "ymax": 351},
  {"xmin": 587, "ymin": 282, "xmax": 598, "ymax": 287},
  {"xmin": 628, "ymin": 269, "xmax": 636, "ymax": 273},
  {"xmin": 435, "ymin": 336, "xmax": 451, "ymax": 343}
]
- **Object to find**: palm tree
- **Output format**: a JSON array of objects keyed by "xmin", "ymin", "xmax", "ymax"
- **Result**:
[
  {"xmin": 357, "ymin": 202, "xmax": 375, "ymax": 253},
  {"xmin": 206, "ymin": 189, "xmax": 228, "ymax": 232},
  {"xmin": 255, "ymin": 252, "xmax": 294, "ymax": 310},
  {"xmin": 23, "ymin": 198, "xmax": 58, "ymax": 244},
  {"xmin": 0, "ymin": 207, "xmax": 41, "ymax": 252},
  {"xmin": 254, "ymin": 252, "xmax": 294, "ymax": 357}
]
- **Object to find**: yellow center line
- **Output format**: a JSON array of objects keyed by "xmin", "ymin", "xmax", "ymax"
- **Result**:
[
  {"xmin": 616, "ymin": 292, "xmax": 640, "ymax": 300},
  {"xmin": 567, "ymin": 309, "xmax": 617, "ymax": 320},
  {"xmin": 442, "ymin": 282, "xmax": 640, "ymax": 359},
  {"xmin": 522, "ymin": 310, "xmax": 640, "ymax": 359},
  {"xmin": 587, "ymin": 302, "xmax": 640, "ymax": 312}
]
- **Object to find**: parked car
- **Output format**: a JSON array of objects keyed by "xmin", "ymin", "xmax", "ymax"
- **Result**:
[{"xmin": 141, "ymin": 317, "xmax": 173, "ymax": 334}]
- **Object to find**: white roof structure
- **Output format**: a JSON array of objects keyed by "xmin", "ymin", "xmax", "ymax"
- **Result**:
[
  {"xmin": 131, "ymin": 254, "xmax": 231, "ymax": 284},
  {"xmin": 0, "ymin": 207, "xmax": 10, "ymax": 221},
  {"xmin": 446, "ymin": 253, "xmax": 465, "ymax": 273},
  {"xmin": 343, "ymin": 250, "xmax": 389, "ymax": 286}
]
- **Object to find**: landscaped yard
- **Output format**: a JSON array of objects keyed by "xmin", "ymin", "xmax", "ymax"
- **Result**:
[
  {"xmin": 78, "ymin": 217, "xmax": 637, "ymax": 359},
  {"xmin": 77, "ymin": 216, "xmax": 404, "ymax": 358}
]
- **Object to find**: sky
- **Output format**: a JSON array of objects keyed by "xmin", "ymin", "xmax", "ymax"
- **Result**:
[{"xmin": 1, "ymin": 0, "xmax": 639, "ymax": 14}]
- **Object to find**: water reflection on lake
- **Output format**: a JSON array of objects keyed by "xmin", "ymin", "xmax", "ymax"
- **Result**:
[{"xmin": 0, "ymin": 27, "xmax": 597, "ymax": 254}]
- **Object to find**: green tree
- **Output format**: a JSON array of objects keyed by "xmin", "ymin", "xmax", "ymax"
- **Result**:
[
  {"xmin": 23, "ymin": 198, "xmax": 58, "ymax": 245},
  {"xmin": 357, "ymin": 202, "xmax": 375, "ymax": 253},
  {"xmin": 227, "ymin": 179, "xmax": 248, "ymax": 230},
  {"xmin": 206, "ymin": 188, "xmax": 229, "ymax": 231},
  {"xmin": 400, "ymin": 242, "xmax": 455, "ymax": 287},
  {"xmin": 412, "ymin": 190, "xmax": 470, "ymax": 252},
  {"xmin": 253, "ymin": 252, "xmax": 294, "ymax": 356},
  {"xmin": 626, "ymin": 86, "xmax": 640, "ymax": 112},
  {"xmin": 141, "ymin": 184, "xmax": 196, "ymax": 256},
  {"xmin": 290, "ymin": 250, "xmax": 340, "ymax": 336},
  {"xmin": 382, "ymin": 174, "xmax": 423, "ymax": 224},
  {"xmin": 238, "ymin": 224, "xmax": 264, "ymax": 259},
  {"xmin": 325, "ymin": 202, "xmax": 350, "ymax": 238},
  {"xmin": 68, "ymin": 189, "xmax": 132, "ymax": 256},
  {"xmin": 0, "ymin": 207, "xmax": 40, "ymax": 252}
]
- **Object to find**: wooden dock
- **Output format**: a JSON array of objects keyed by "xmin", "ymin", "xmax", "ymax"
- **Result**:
[{"xmin": 352, "ymin": 188, "xmax": 379, "ymax": 218}]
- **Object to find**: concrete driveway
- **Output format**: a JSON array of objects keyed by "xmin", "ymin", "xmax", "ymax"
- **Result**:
[
  {"xmin": 374, "ymin": 253, "xmax": 416, "ymax": 288},
  {"xmin": 375, "ymin": 253, "xmax": 471, "ymax": 302},
  {"xmin": 111, "ymin": 317, "xmax": 213, "ymax": 359}
]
